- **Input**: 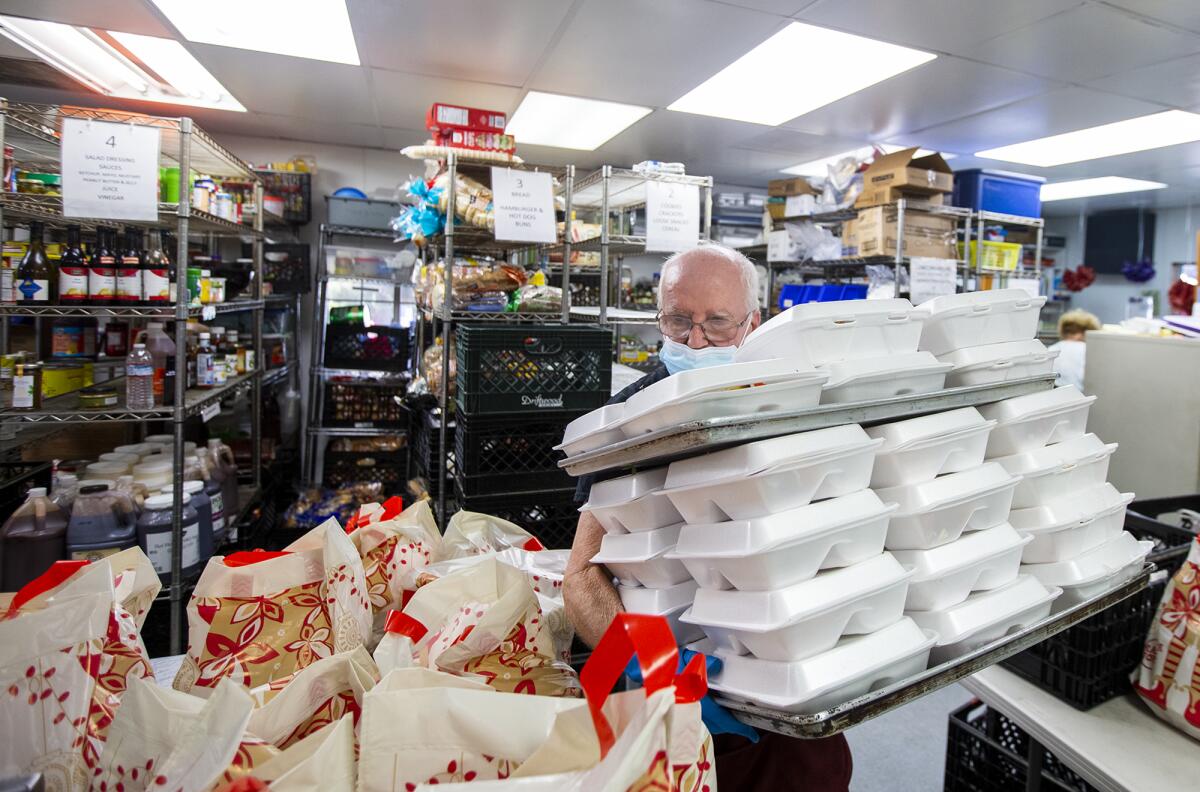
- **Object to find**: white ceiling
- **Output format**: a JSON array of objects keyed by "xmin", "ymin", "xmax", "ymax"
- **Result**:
[{"xmin": 2, "ymin": 0, "xmax": 1200, "ymax": 216}]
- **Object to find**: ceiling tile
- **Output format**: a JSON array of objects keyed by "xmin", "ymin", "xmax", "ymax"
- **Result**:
[
  {"xmin": 529, "ymin": 0, "xmax": 787, "ymax": 107},
  {"xmin": 740, "ymin": 127, "xmax": 866, "ymax": 156},
  {"xmin": 369, "ymin": 69, "xmax": 521, "ymax": 130},
  {"xmin": 796, "ymin": 0, "xmax": 1083, "ymax": 53},
  {"xmin": 1087, "ymin": 53, "xmax": 1200, "ymax": 110},
  {"xmin": 348, "ymin": 0, "xmax": 571, "ymax": 85},
  {"xmin": 0, "ymin": 0, "xmax": 174, "ymax": 36},
  {"xmin": 967, "ymin": 3, "xmax": 1200, "ymax": 82},
  {"xmin": 1102, "ymin": 0, "xmax": 1200, "ymax": 33},
  {"xmin": 199, "ymin": 111, "xmax": 385, "ymax": 150},
  {"xmin": 717, "ymin": 0, "xmax": 817, "ymax": 15},
  {"xmin": 779, "ymin": 56, "xmax": 1052, "ymax": 142}
]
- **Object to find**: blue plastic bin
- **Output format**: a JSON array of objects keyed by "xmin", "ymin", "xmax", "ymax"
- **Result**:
[
  {"xmin": 842, "ymin": 283, "xmax": 868, "ymax": 300},
  {"xmin": 816, "ymin": 284, "xmax": 845, "ymax": 302},
  {"xmin": 953, "ymin": 169, "xmax": 1045, "ymax": 218},
  {"xmin": 778, "ymin": 284, "xmax": 805, "ymax": 310}
]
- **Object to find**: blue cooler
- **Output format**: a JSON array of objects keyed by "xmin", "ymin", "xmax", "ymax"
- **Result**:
[{"xmin": 953, "ymin": 169, "xmax": 1045, "ymax": 218}]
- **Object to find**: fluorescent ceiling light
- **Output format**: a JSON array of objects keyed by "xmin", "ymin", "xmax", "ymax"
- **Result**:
[
  {"xmin": 506, "ymin": 91, "xmax": 651, "ymax": 151},
  {"xmin": 976, "ymin": 110, "xmax": 1200, "ymax": 166},
  {"xmin": 0, "ymin": 15, "xmax": 244, "ymax": 111},
  {"xmin": 1040, "ymin": 177, "xmax": 1166, "ymax": 202},
  {"xmin": 781, "ymin": 144, "xmax": 954, "ymax": 177},
  {"xmin": 669, "ymin": 22, "xmax": 936, "ymax": 125},
  {"xmin": 149, "ymin": 0, "xmax": 359, "ymax": 65}
]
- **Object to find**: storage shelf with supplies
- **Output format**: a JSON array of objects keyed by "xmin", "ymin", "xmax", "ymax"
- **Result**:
[{"xmin": 0, "ymin": 299, "xmax": 263, "ymax": 318}]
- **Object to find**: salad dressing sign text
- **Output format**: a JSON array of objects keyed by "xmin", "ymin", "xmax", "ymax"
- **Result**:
[
  {"xmin": 61, "ymin": 118, "xmax": 160, "ymax": 221},
  {"xmin": 491, "ymin": 167, "xmax": 556, "ymax": 244}
]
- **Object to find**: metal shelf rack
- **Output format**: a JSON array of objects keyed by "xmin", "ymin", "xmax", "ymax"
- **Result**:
[
  {"xmin": 0, "ymin": 99, "xmax": 264, "ymax": 656},
  {"xmin": 970, "ymin": 210, "xmax": 1045, "ymax": 292}
]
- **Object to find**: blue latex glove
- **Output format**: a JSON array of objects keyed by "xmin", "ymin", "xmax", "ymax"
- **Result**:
[{"xmin": 624, "ymin": 649, "xmax": 759, "ymax": 743}]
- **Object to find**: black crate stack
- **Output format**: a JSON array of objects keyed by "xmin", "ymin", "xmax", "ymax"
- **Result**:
[
  {"xmin": 412, "ymin": 408, "xmax": 456, "ymax": 500},
  {"xmin": 452, "ymin": 324, "xmax": 612, "ymax": 548}
]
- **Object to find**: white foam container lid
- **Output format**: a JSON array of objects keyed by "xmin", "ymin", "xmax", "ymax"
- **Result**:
[
  {"xmin": 977, "ymin": 384, "xmax": 1090, "ymax": 425},
  {"xmin": 1010, "ymin": 483, "xmax": 1135, "ymax": 564},
  {"xmin": 1020, "ymin": 531, "xmax": 1153, "ymax": 590},
  {"xmin": 591, "ymin": 522, "xmax": 682, "ymax": 563},
  {"xmin": 820, "ymin": 352, "xmax": 952, "ymax": 405},
  {"xmin": 583, "ymin": 490, "xmax": 685, "ymax": 536},
  {"xmin": 978, "ymin": 385, "xmax": 1096, "ymax": 457},
  {"xmin": 917, "ymin": 289, "xmax": 1048, "ymax": 357},
  {"xmin": 939, "ymin": 340, "xmax": 1060, "ymax": 389},
  {"xmin": 700, "ymin": 617, "xmax": 936, "ymax": 714},
  {"xmin": 559, "ymin": 403, "xmax": 627, "ymax": 456},
  {"xmin": 664, "ymin": 424, "xmax": 873, "ymax": 491},
  {"xmin": 618, "ymin": 579, "xmax": 699, "ymax": 615},
  {"xmin": 890, "ymin": 523, "xmax": 1031, "ymax": 611},
  {"xmin": 878, "ymin": 463, "xmax": 1021, "ymax": 550},
  {"xmin": 734, "ymin": 298, "xmax": 924, "ymax": 367},
  {"xmin": 587, "ymin": 467, "xmax": 670, "ymax": 509},
  {"xmin": 991, "ymin": 434, "xmax": 1117, "ymax": 508},
  {"xmin": 623, "ymin": 359, "xmax": 818, "ymax": 419},
  {"xmin": 866, "ymin": 407, "xmax": 989, "ymax": 451},
  {"xmin": 868, "ymin": 415, "xmax": 995, "ymax": 488}
]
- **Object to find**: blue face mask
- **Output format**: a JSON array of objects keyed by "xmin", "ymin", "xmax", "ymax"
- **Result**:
[{"xmin": 658, "ymin": 337, "xmax": 738, "ymax": 374}]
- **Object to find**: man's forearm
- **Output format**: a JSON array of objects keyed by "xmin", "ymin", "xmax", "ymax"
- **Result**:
[{"xmin": 565, "ymin": 562, "xmax": 623, "ymax": 648}]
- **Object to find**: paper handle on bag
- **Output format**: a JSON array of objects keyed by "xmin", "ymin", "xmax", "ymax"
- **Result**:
[
  {"xmin": 6, "ymin": 559, "xmax": 89, "ymax": 615},
  {"xmin": 580, "ymin": 613, "xmax": 708, "ymax": 755}
]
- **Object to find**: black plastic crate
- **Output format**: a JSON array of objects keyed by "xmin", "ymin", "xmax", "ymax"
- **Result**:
[
  {"xmin": 0, "ymin": 461, "xmax": 52, "ymax": 524},
  {"xmin": 999, "ymin": 511, "xmax": 1193, "ymax": 709},
  {"xmin": 455, "ymin": 324, "xmax": 612, "ymax": 416},
  {"xmin": 324, "ymin": 449, "xmax": 409, "ymax": 489},
  {"xmin": 263, "ymin": 243, "xmax": 311, "ymax": 294},
  {"xmin": 412, "ymin": 408, "xmax": 456, "ymax": 498},
  {"xmin": 322, "ymin": 381, "xmax": 409, "ymax": 429},
  {"xmin": 454, "ymin": 411, "xmax": 580, "ymax": 498},
  {"xmin": 1125, "ymin": 494, "xmax": 1200, "ymax": 539},
  {"xmin": 256, "ymin": 169, "xmax": 312, "ymax": 225},
  {"xmin": 324, "ymin": 325, "xmax": 412, "ymax": 372},
  {"xmin": 945, "ymin": 701, "xmax": 1096, "ymax": 792},
  {"xmin": 454, "ymin": 489, "xmax": 579, "ymax": 550}
]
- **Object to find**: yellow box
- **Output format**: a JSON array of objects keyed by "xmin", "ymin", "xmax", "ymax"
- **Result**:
[
  {"xmin": 41, "ymin": 362, "xmax": 85, "ymax": 399},
  {"xmin": 960, "ymin": 240, "xmax": 1022, "ymax": 270}
]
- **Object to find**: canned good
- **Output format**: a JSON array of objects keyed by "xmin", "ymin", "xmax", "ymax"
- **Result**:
[{"xmin": 78, "ymin": 385, "xmax": 119, "ymax": 409}]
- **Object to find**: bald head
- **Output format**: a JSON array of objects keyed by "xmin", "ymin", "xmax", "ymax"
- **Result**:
[{"xmin": 657, "ymin": 244, "xmax": 762, "ymax": 349}]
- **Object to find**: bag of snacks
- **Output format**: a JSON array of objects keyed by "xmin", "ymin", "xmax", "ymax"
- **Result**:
[
  {"xmin": 250, "ymin": 715, "xmax": 356, "ymax": 792},
  {"xmin": 1134, "ymin": 534, "xmax": 1200, "ymax": 739},
  {"xmin": 174, "ymin": 521, "xmax": 372, "ymax": 697}
]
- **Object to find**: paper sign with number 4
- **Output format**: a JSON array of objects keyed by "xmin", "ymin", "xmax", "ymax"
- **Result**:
[{"xmin": 61, "ymin": 118, "xmax": 161, "ymax": 221}]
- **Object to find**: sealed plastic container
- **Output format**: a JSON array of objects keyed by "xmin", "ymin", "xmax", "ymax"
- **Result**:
[
  {"xmin": 819, "ymin": 351, "xmax": 952, "ymax": 404},
  {"xmin": 0, "ymin": 486, "xmax": 67, "ymax": 591},
  {"xmin": 99, "ymin": 452, "xmax": 140, "ymax": 466},
  {"xmin": 991, "ymin": 433, "xmax": 1117, "ymax": 508},
  {"xmin": 917, "ymin": 289, "xmax": 1048, "ymax": 356},
  {"xmin": 666, "ymin": 490, "xmax": 896, "ymax": 591},
  {"xmin": 1009, "ymin": 483, "xmax": 1134, "ymax": 564},
  {"xmin": 701, "ymin": 617, "xmax": 936, "ymax": 714},
  {"xmin": 908, "ymin": 575, "xmax": 1060, "ymax": 664},
  {"xmin": 866, "ymin": 408, "xmax": 995, "ymax": 487},
  {"xmin": 590, "ymin": 523, "xmax": 691, "ymax": 588},
  {"xmin": 617, "ymin": 580, "xmax": 703, "ymax": 645},
  {"xmin": 207, "ymin": 439, "xmax": 241, "ymax": 526},
  {"xmin": 890, "ymin": 523, "xmax": 1030, "ymax": 611},
  {"xmin": 66, "ymin": 481, "xmax": 136, "ymax": 561},
  {"xmin": 937, "ymin": 340, "xmax": 1059, "ymax": 389},
  {"xmin": 143, "ymin": 433, "xmax": 175, "ymax": 445},
  {"xmin": 83, "ymin": 460, "xmax": 130, "ymax": 480},
  {"xmin": 132, "ymin": 458, "xmax": 173, "ymax": 491},
  {"xmin": 1020, "ymin": 531, "xmax": 1152, "ymax": 612},
  {"xmin": 180, "ymin": 479, "xmax": 215, "ymax": 561},
  {"xmin": 582, "ymin": 467, "xmax": 682, "ymax": 535},
  {"xmin": 137, "ymin": 492, "xmax": 200, "ymax": 582},
  {"xmin": 951, "ymin": 169, "xmax": 1045, "ymax": 218},
  {"xmin": 977, "ymin": 385, "xmax": 1096, "ymax": 458},
  {"xmin": 115, "ymin": 442, "xmax": 162, "ymax": 460},
  {"xmin": 735, "ymin": 298, "xmax": 925, "ymax": 367},
  {"xmin": 681, "ymin": 552, "xmax": 911, "ymax": 661},
  {"xmin": 559, "ymin": 403, "xmax": 627, "ymax": 457},
  {"xmin": 878, "ymin": 463, "xmax": 1020, "ymax": 550}
]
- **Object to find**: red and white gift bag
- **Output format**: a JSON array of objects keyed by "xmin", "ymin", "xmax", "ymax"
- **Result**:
[
  {"xmin": 249, "ymin": 715, "xmax": 356, "ymax": 792},
  {"xmin": 441, "ymin": 510, "xmax": 546, "ymax": 559}
]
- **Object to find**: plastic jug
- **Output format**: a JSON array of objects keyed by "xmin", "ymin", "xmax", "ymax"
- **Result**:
[
  {"xmin": 136, "ymin": 321, "xmax": 176, "ymax": 405},
  {"xmin": 137, "ymin": 492, "xmax": 200, "ymax": 582},
  {"xmin": 67, "ymin": 481, "xmax": 137, "ymax": 561},
  {"xmin": 115, "ymin": 474, "xmax": 149, "ymax": 514},
  {"xmin": 192, "ymin": 451, "xmax": 227, "ymax": 546},
  {"xmin": 179, "ymin": 480, "xmax": 214, "ymax": 561},
  {"xmin": 0, "ymin": 486, "xmax": 68, "ymax": 591},
  {"xmin": 207, "ymin": 439, "xmax": 240, "ymax": 521}
]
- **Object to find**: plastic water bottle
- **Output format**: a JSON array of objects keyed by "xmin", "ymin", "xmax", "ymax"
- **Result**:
[{"xmin": 125, "ymin": 343, "xmax": 155, "ymax": 410}]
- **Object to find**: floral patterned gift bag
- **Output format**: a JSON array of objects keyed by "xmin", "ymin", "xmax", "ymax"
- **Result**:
[
  {"xmin": 248, "ymin": 715, "xmax": 357, "ymax": 792},
  {"xmin": 440, "ymin": 510, "xmax": 546, "ymax": 559}
]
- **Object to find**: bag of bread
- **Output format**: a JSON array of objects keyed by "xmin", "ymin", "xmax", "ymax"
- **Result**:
[
  {"xmin": 174, "ymin": 520, "xmax": 371, "ymax": 696},
  {"xmin": 1134, "ymin": 534, "xmax": 1200, "ymax": 739}
]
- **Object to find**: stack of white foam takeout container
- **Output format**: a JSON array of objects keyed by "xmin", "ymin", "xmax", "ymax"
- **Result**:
[{"xmin": 565, "ymin": 289, "xmax": 1143, "ymax": 714}]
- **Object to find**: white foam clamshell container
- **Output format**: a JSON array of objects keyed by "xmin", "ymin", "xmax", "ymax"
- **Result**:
[
  {"xmin": 699, "ymin": 617, "xmax": 936, "ymax": 714},
  {"xmin": 618, "ymin": 580, "xmax": 704, "ymax": 645},
  {"xmin": 559, "ymin": 404, "xmax": 628, "ymax": 456},
  {"xmin": 908, "ymin": 575, "xmax": 1061, "ymax": 665},
  {"xmin": 1010, "ymin": 483, "xmax": 1135, "ymax": 564},
  {"xmin": 937, "ymin": 340, "xmax": 1060, "ymax": 389},
  {"xmin": 992, "ymin": 433, "xmax": 1117, "ymax": 509},
  {"xmin": 890, "ymin": 523, "xmax": 1030, "ymax": 611},
  {"xmin": 734, "ymin": 298, "xmax": 925, "ymax": 367},
  {"xmin": 666, "ymin": 490, "xmax": 897, "ymax": 591},
  {"xmin": 1020, "ymin": 531, "xmax": 1153, "ymax": 612},
  {"xmin": 917, "ymin": 289, "xmax": 1048, "ymax": 356},
  {"xmin": 582, "ymin": 467, "xmax": 683, "ymax": 534},
  {"xmin": 590, "ymin": 523, "xmax": 692, "ymax": 588},
  {"xmin": 866, "ymin": 408, "xmax": 995, "ymax": 487},
  {"xmin": 662, "ymin": 430, "xmax": 883, "ymax": 525},
  {"xmin": 978, "ymin": 385, "xmax": 1096, "ymax": 457},
  {"xmin": 680, "ymin": 552, "xmax": 911, "ymax": 661},
  {"xmin": 819, "ymin": 352, "xmax": 952, "ymax": 405},
  {"xmin": 877, "ymin": 463, "xmax": 1021, "ymax": 551}
]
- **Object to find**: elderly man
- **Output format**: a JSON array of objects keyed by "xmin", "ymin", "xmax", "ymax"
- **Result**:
[{"xmin": 564, "ymin": 244, "xmax": 853, "ymax": 791}]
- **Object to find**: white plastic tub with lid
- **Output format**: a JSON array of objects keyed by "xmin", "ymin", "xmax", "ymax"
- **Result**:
[
  {"xmin": 114, "ymin": 443, "xmax": 160, "ymax": 460},
  {"xmin": 865, "ymin": 407, "xmax": 996, "ymax": 487},
  {"xmin": 977, "ymin": 385, "xmax": 1097, "ymax": 457},
  {"xmin": 590, "ymin": 523, "xmax": 691, "ymax": 588},
  {"xmin": 665, "ymin": 489, "xmax": 896, "ymax": 590},
  {"xmin": 699, "ymin": 617, "xmax": 936, "ymax": 714},
  {"xmin": 143, "ymin": 434, "xmax": 175, "ymax": 446},
  {"xmin": 1009, "ymin": 483, "xmax": 1135, "ymax": 564},
  {"xmin": 991, "ymin": 433, "xmax": 1117, "ymax": 508},
  {"xmin": 558, "ymin": 404, "xmax": 627, "ymax": 457},
  {"xmin": 680, "ymin": 552, "xmax": 911, "ymax": 661},
  {"xmin": 1020, "ymin": 531, "xmax": 1152, "ymax": 612},
  {"xmin": 937, "ymin": 339, "xmax": 1059, "ymax": 388},
  {"xmin": 890, "ymin": 523, "xmax": 1030, "ymax": 611},
  {"xmin": 581, "ymin": 467, "xmax": 682, "ymax": 534},
  {"xmin": 917, "ymin": 289, "xmax": 1048, "ymax": 356},
  {"xmin": 618, "ymin": 580, "xmax": 703, "ymax": 645},
  {"xmin": 99, "ymin": 452, "xmax": 140, "ymax": 466},
  {"xmin": 877, "ymin": 462, "xmax": 1020, "ymax": 550},
  {"xmin": 84, "ymin": 460, "xmax": 130, "ymax": 480},
  {"xmin": 132, "ymin": 458, "xmax": 173, "ymax": 491},
  {"xmin": 734, "ymin": 298, "xmax": 925, "ymax": 367},
  {"xmin": 819, "ymin": 351, "xmax": 952, "ymax": 404},
  {"xmin": 907, "ymin": 574, "xmax": 1060, "ymax": 664}
]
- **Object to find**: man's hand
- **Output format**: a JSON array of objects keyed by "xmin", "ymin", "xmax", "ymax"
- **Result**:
[{"xmin": 564, "ymin": 510, "xmax": 623, "ymax": 648}]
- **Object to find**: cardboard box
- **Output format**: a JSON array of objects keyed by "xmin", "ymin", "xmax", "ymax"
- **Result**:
[
  {"xmin": 767, "ymin": 200, "xmax": 786, "ymax": 221},
  {"xmin": 854, "ymin": 206, "xmax": 956, "ymax": 259},
  {"xmin": 841, "ymin": 217, "xmax": 858, "ymax": 255},
  {"xmin": 768, "ymin": 177, "xmax": 819, "ymax": 198},
  {"xmin": 855, "ymin": 148, "xmax": 954, "ymax": 208}
]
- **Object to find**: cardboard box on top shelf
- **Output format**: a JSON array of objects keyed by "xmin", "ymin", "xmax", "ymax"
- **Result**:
[
  {"xmin": 855, "ymin": 148, "xmax": 954, "ymax": 208},
  {"xmin": 768, "ymin": 176, "xmax": 820, "ymax": 197},
  {"xmin": 854, "ymin": 205, "xmax": 956, "ymax": 259}
]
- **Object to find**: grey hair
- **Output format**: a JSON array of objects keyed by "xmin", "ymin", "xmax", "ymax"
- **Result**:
[{"xmin": 657, "ymin": 242, "xmax": 761, "ymax": 315}]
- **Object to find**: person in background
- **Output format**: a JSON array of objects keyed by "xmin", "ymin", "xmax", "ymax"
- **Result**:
[
  {"xmin": 1049, "ymin": 309, "xmax": 1102, "ymax": 391},
  {"xmin": 564, "ymin": 243, "xmax": 854, "ymax": 791}
]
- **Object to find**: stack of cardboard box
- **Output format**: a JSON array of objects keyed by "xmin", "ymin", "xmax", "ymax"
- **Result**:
[{"xmin": 846, "ymin": 149, "xmax": 956, "ymax": 259}]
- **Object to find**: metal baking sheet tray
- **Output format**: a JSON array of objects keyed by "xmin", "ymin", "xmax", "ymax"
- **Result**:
[
  {"xmin": 716, "ymin": 562, "xmax": 1153, "ymax": 739},
  {"xmin": 560, "ymin": 375, "xmax": 1056, "ymax": 477}
]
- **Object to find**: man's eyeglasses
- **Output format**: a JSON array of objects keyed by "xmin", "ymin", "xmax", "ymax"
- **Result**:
[{"xmin": 657, "ymin": 311, "xmax": 754, "ymax": 343}]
